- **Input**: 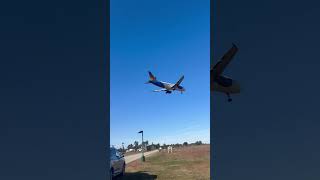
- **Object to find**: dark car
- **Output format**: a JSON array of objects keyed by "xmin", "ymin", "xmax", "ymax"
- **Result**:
[{"xmin": 110, "ymin": 147, "xmax": 126, "ymax": 179}]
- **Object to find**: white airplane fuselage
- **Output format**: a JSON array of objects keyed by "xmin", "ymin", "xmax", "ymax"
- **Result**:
[
  {"xmin": 150, "ymin": 80, "xmax": 185, "ymax": 93},
  {"xmin": 211, "ymin": 74, "xmax": 240, "ymax": 94}
]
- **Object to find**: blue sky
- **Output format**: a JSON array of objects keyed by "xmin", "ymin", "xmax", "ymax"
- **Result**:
[{"xmin": 110, "ymin": 0, "xmax": 210, "ymax": 147}]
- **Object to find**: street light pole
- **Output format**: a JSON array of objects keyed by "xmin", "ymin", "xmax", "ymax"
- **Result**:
[{"xmin": 138, "ymin": 130, "xmax": 145, "ymax": 162}]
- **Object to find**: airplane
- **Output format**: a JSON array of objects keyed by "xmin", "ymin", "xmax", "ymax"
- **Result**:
[
  {"xmin": 145, "ymin": 71, "xmax": 186, "ymax": 94},
  {"xmin": 211, "ymin": 43, "xmax": 240, "ymax": 102}
]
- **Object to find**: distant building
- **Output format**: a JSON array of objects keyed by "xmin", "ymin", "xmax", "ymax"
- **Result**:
[{"xmin": 146, "ymin": 144, "xmax": 157, "ymax": 151}]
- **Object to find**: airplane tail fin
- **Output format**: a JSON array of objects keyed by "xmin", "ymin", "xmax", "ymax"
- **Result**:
[
  {"xmin": 148, "ymin": 71, "xmax": 156, "ymax": 81},
  {"xmin": 145, "ymin": 71, "xmax": 156, "ymax": 84}
]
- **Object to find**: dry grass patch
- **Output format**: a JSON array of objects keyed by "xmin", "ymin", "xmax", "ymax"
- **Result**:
[{"xmin": 118, "ymin": 145, "xmax": 210, "ymax": 180}]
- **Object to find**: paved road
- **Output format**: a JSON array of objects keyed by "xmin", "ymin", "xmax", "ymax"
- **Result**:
[{"xmin": 124, "ymin": 150, "xmax": 158, "ymax": 164}]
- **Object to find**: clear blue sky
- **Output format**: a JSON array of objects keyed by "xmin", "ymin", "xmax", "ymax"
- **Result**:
[{"xmin": 110, "ymin": 0, "xmax": 210, "ymax": 148}]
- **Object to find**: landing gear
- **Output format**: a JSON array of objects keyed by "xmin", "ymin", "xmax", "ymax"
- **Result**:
[
  {"xmin": 226, "ymin": 93, "xmax": 232, "ymax": 102},
  {"xmin": 166, "ymin": 91, "xmax": 172, "ymax": 94}
]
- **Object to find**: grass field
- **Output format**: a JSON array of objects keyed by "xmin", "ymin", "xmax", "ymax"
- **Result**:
[{"xmin": 117, "ymin": 145, "xmax": 210, "ymax": 180}]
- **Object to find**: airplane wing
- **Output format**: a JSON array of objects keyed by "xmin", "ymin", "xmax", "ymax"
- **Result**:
[
  {"xmin": 172, "ymin": 75, "xmax": 184, "ymax": 89},
  {"xmin": 212, "ymin": 44, "xmax": 238, "ymax": 77},
  {"xmin": 153, "ymin": 89, "xmax": 167, "ymax": 92}
]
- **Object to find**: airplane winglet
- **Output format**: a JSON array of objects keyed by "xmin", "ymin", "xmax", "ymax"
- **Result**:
[{"xmin": 172, "ymin": 75, "xmax": 184, "ymax": 89}]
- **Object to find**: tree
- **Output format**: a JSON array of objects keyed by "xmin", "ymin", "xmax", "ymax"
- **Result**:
[
  {"xmin": 127, "ymin": 144, "xmax": 133, "ymax": 150},
  {"xmin": 117, "ymin": 148, "xmax": 125, "ymax": 153},
  {"xmin": 183, "ymin": 142, "xmax": 188, "ymax": 146},
  {"xmin": 134, "ymin": 141, "xmax": 139, "ymax": 150},
  {"xmin": 141, "ymin": 140, "xmax": 148, "ymax": 150}
]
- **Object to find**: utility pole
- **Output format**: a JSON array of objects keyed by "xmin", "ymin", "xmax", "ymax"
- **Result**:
[{"xmin": 138, "ymin": 130, "xmax": 145, "ymax": 162}]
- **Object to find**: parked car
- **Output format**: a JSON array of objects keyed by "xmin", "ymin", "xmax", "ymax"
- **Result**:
[{"xmin": 110, "ymin": 147, "xmax": 126, "ymax": 179}]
